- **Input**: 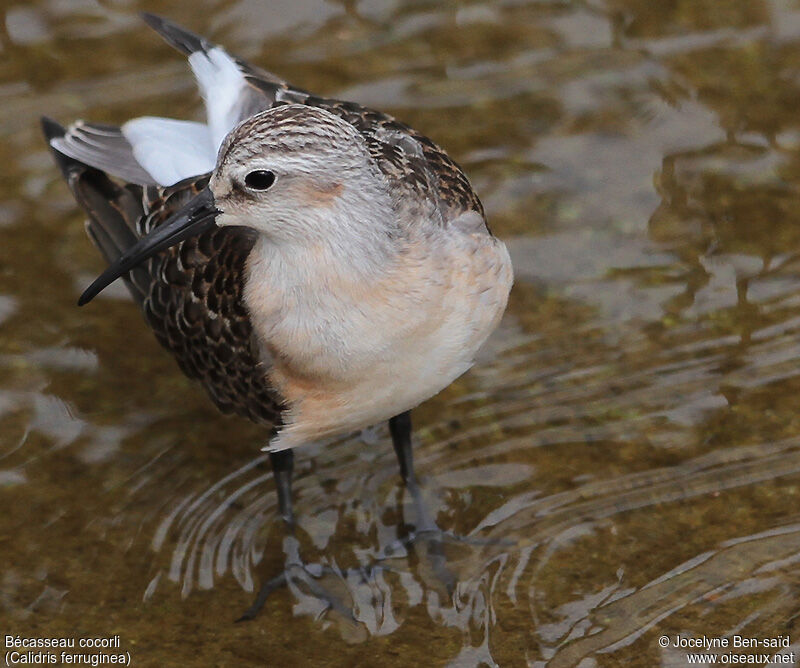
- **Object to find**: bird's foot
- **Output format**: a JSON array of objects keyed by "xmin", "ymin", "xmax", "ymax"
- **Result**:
[
  {"xmin": 379, "ymin": 524, "xmax": 508, "ymax": 595},
  {"xmin": 379, "ymin": 479, "xmax": 515, "ymax": 595},
  {"xmin": 383, "ymin": 526, "xmax": 459, "ymax": 594},
  {"xmin": 237, "ymin": 534, "xmax": 381, "ymax": 622}
]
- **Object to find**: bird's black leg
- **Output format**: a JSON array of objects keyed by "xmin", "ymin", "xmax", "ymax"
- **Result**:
[
  {"xmin": 238, "ymin": 449, "xmax": 296, "ymax": 620},
  {"xmin": 387, "ymin": 411, "xmax": 455, "ymax": 591},
  {"xmin": 269, "ymin": 449, "xmax": 295, "ymax": 529},
  {"xmin": 389, "ymin": 410, "xmax": 415, "ymax": 485},
  {"xmin": 389, "ymin": 411, "xmax": 437, "ymax": 530},
  {"xmin": 239, "ymin": 447, "xmax": 355, "ymax": 622}
]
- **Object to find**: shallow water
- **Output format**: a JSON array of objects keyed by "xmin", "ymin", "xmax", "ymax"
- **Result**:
[{"xmin": 3, "ymin": 0, "xmax": 800, "ymax": 666}]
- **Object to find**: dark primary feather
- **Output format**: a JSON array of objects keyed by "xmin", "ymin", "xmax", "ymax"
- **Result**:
[{"xmin": 140, "ymin": 12, "xmax": 208, "ymax": 55}]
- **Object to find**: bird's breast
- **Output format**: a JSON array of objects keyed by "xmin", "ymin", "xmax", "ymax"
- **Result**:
[{"xmin": 243, "ymin": 232, "xmax": 513, "ymax": 450}]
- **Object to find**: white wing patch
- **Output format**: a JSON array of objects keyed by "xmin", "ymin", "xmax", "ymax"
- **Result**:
[
  {"xmin": 122, "ymin": 117, "xmax": 216, "ymax": 187},
  {"xmin": 55, "ymin": 46, "xmax": 247, "ymax": 187},
  {"xmin": 119, "ymin": 47, "xmax": 247, "ymax": 187},
  {"xmin": 188, "ymin": 47, "xmax": 247, "ymax": 152}
]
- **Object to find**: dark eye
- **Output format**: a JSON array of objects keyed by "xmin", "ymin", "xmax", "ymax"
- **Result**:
[{"xmin": 244, "ymin": 170, "xmax": 276, "ymax": 191}]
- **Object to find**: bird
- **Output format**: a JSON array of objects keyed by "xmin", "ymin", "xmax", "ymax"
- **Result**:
[{"xmin": 42, "ymin": 13, "xmax": 513, "ymax": 613}]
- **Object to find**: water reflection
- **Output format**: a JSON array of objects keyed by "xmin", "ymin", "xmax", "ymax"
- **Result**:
[{"xmin": 5, "ymin": 0, "xmax": 800, "ymax": 665}]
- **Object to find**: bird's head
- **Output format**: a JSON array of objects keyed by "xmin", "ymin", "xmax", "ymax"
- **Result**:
[
  {"xmin": 78, "ymin": 105, "xmax": 395, "ymax": 305},
  {"xmin": 212, "ymin": 105, "xmax": 391, "ymax": 244}
]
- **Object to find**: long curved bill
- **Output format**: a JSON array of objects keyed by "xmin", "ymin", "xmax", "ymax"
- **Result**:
[{"xmin": 78, "ymin": 187, "xmax": 219, "ymax": 306}]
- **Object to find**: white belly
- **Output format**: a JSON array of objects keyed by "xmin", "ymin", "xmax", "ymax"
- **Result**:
[{"xmin": 244, "ymin": 232, "xmax": 513, "ymax": 451}]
